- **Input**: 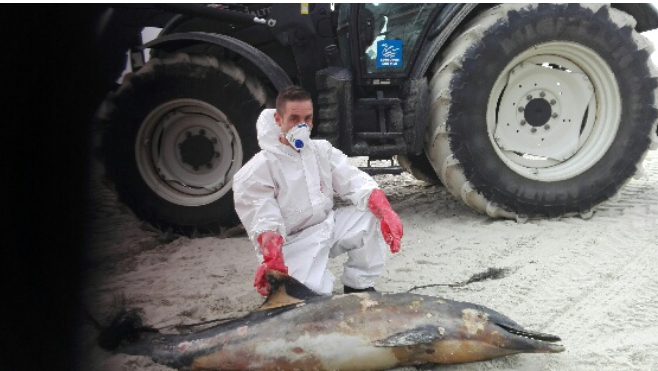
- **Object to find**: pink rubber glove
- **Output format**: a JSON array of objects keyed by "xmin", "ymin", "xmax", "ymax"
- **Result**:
[
  {"xmin": 368, "ymin": 189, "xmax": 403, "ymax": 253},
  {"xmin": 254, "ymin": 231, "xmax": 288, "ymax": 296}
]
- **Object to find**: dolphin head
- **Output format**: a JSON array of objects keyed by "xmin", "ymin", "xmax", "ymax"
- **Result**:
[
  {"xmin": 482, "ymin": 305, "xmax": 565, "ymax": 353},
  {"xmin": 456, "ymin": 304, "xmax": 565, "ymax": 358},
  {"xmin": 407, "ymin": 302, "xmax": 564, "ymax": 365}
]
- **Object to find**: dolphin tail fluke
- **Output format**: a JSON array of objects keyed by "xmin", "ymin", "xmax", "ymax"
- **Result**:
[{"xmin": 97, "ymin": 308, "xmax": 159, "ymax": 351}]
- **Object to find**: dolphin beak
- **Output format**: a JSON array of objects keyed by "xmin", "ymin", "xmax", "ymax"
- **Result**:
[{"xmin": 497, "ymin": 323, "xmax": 566, "ymax": 353}]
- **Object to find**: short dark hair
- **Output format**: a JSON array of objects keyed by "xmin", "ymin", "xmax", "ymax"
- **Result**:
[{"xmin": 276, "ymin": 85, "xmax": 312, "ymax": 114}]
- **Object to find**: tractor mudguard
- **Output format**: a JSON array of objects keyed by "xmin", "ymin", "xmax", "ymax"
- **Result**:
[{"xmin": 142, "ymin": 32, "xmax": 293, "ymax": 91}]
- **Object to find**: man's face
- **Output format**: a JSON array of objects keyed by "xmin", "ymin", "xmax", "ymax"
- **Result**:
[{"xmin": 274, "ymin": 99, "xmax": 314, "ymax": 134}]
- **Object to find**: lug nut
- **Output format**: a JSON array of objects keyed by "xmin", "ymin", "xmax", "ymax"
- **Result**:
[
  {"xmin": 531, "ymin": 127, "xmax": 537, "ymax": 133},
  {"xmin": 186, "ymin": 131, "xmax": 192, "ymax": 138},
  {"xmin": 211, "ymin": 138, "xmax": 217, "ymax": 144},
  {"xmin": 545, "ymin": 124, "xmax": 551, "ymax": 130},
  {"xmin": 526, "ymin": 95, "xmax": 532, "ymax": 101},
  {"xmin": 540, "ymin": 91, "xmax": 546, "ymax": 98},
  {"xmin": 518, "ymin": 107, "xmax": 524, "ymax": 112},
  {"xmin": 550, "ymin": 99, "xmax": 556, "ymax": 105},
  {"xmin": 193, "ymin": 166, "xmax": 199, "ymax": 171},
  {"xmin": 200, "ymin": 129, "xmax": 206, "ymax": 135},
  {"xmin": 206, "ymin": 163, "xmax": 212, "ymax": 169},
  {"xmin": 552, "ymin": 113, "xmax": 558, "ymax": 118},
  {"xmin": 214, "ymin": 151, "xmax": 220, "ymax": 158},
  {"xmin": 520, "ymin": 120, "xmax": 526, "ymax": 125}
]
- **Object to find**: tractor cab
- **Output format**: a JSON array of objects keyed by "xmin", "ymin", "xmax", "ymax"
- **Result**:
[{"xmin": 316, "ymin": 4, "xmax": 448, "ymax": 166}]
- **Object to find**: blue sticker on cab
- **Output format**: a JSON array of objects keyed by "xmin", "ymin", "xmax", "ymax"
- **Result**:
[{"xmin": 377, "ymin": 40, "xmax": 402, "ymax": 68}]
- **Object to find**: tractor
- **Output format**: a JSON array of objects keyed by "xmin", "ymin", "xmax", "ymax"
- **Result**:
[{"xmin": 99, "ymin": 3, "xmax": 658, "ymax": 234}]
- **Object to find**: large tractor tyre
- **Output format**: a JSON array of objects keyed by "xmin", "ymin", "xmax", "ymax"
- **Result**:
[
  {"xmin": 426, "ymin": 3, "xmax": 658, "ymax": 221},
  {"xmin": 102, "ymin": 54, "xmax": 267, "ymax": 234}
]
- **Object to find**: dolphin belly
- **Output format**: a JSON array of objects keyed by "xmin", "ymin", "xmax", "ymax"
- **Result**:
[{"xmin": 192, "ymin": 333, "xmax": 400, "ymax": 371}]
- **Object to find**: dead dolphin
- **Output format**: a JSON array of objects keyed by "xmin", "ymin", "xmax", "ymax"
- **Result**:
[{"xmin": 99, "ymin": 270, "xmax": 564, "ymax": 370}]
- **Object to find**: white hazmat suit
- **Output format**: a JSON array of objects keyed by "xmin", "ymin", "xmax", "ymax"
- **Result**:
[{"xmin": 233, "ymin": 109, "xmax": 388, "ymax": 295}]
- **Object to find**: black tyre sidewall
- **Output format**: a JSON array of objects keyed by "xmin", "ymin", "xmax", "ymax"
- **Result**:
[
  {"xmin": 399, "ymin": 153, "xmax": 442, "ymax": 184},
  {"xmin": 449, "ymin": 4, "xmax": 657, "ymax": 217},
  {"xmin": 104, "ymin": 60, "xmax": 262, "ymax": 233}
]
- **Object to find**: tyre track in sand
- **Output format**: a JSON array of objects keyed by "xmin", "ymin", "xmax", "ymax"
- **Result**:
[
  {"xmin": 440, "ymin": 221, "xmax": 656, "ymax": 371},
  {"xmin": 497, "ymin": 155, "xmax": 658, "ymax": 370},
  {"xmin": 391, "ymin": 151, "xmax": 658, "ymax": 371},
  {"xmin": 544, "ymin": 170, "xmax": 658, "ymax": 370}
]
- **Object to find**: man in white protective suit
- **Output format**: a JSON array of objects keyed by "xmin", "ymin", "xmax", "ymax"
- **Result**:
[{"xmin": 233, "ymin": 86, "xmax": 403, "ymax": 296}]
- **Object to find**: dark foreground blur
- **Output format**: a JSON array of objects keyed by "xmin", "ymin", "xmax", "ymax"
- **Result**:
[{"xmin": 2, "ymin": 5, "xmax": 127, "ymax": 370}]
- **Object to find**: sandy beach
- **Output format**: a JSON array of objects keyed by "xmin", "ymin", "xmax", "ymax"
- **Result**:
[
  {"xmin": 73, "ymin": 27, "xmax": 658, "ymax": 371},
  {"xmin": 76, "ymin": 138, "xmax": 658, "ymax": 371}
]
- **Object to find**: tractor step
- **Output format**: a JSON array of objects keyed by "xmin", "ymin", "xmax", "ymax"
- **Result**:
[
  {"xmin": 358, "ymin": 157, "xmax": 404, "ymax": 175},
  {"xmin": 359, "ymin": 166, "xmax": 404, "ymax": 175}
]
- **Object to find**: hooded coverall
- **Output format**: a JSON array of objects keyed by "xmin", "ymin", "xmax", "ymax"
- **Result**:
[{"xmin": 233, "ymin": 109, "xmax": 388, "ymax": 295}]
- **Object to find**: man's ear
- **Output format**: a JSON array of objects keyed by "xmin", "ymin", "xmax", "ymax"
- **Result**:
[{"xmin": 274, "ymin": 111, "xmax": 282, "ymax": 126}]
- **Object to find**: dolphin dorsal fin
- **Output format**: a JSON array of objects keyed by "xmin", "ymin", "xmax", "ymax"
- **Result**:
[{"xmin": 259, "ymin": 270, "xmax": 320, "ymax": 310}]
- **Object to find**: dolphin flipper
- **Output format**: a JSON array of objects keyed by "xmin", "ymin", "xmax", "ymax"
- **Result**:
[{"xmin": 373, "ymin": 325, "xmax": 445, "ymax": 347}]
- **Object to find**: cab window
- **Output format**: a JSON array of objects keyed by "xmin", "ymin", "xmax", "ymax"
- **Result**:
[{"xmin": 362, "ymin": 4, "xmax": 440, "ymax": 74}]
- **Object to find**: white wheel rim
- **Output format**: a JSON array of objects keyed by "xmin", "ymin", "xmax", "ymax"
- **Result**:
[
  {"xmin": 487, "ymin": 41, "xmax": 621, "ymax": 181},
  {"xmin": 135, "ymin": 99, "xmax": 243, "ymax": 206}
]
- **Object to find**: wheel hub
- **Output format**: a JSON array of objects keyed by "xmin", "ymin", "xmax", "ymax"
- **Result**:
[
  {"xmin": 494, "ymin": 56, "xmax": 594, "ymax": 164},
  {"xmin": 524, "ymin": 98, "xmax": 552, "ymax": 127},
  {"xmin": 135, "ymin": 99, "xmax": 244, "ymax": 205},
  {"xmin": 178, "ymin": 130, "xmax": 219, "ymax": 170}
]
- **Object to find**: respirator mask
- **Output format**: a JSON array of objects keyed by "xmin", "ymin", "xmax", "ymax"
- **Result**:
[{"xmin": 283, "ymin": 123, "xmax": 311, "ymax": 151}]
